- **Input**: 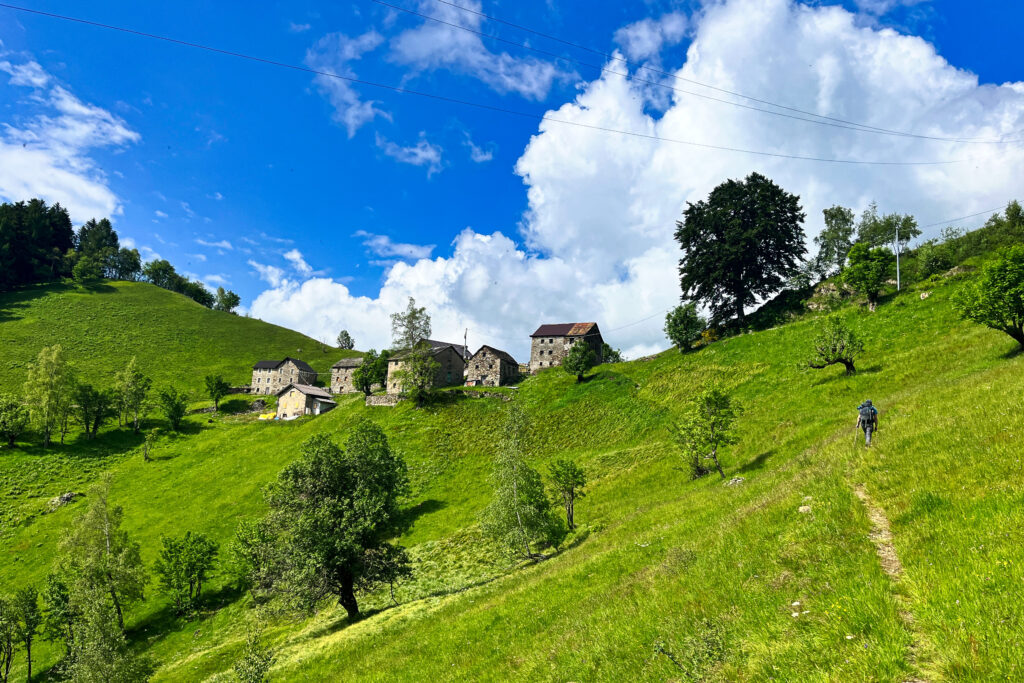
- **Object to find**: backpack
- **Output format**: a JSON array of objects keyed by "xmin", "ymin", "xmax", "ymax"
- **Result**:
[{"xmin": 859, "ymin": 405, "xmax": 876, "ymax": 426}]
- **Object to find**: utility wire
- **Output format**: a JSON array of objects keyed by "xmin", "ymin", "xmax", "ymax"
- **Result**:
[
  {"xmin": 428, "ymin": 0, "xmax": 1019, "ymax": 145},
  {"xmin": 0, "ymin": 3, "xmax": 973, "ymax": 166}
]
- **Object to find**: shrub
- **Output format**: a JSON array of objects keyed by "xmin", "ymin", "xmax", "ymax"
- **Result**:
[
  {"xmin": 843, "ymin": 243, "xmax": 895, "ymax": 304},
  {"xmin": 953, "ymin": 245, "xmax": 1024, "ymax": 349},
  {"xmin": 665, "ymin": 303, "xmax": 707, "ymax": 352},
  {"xmin": 805, "ymin": 315, "xmax": 864, "ymax": 375}
]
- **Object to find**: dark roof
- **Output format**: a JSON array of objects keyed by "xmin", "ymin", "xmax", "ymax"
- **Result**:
[
  {"xmin": 275, "ymin": 383, "xmax": 334, "ymax": 400},
  {"xmin": 332, "ymin": 357, "xmax": 364, "ymax": 369},
  {"xmin": 422, "ymin": 339, "xmax": 469, "ymax": 359},
  {"xmin": 472, "ymin": 345, "xmax": 517, "ymax": 365},
  {"xmin": 390, "ymin": 342, "xmax": 468, "ymax": 362},
  {"xmin": 530, "ymin": 322, "xmax": 599, "ymax": 338},
  {"xmin": 252, "ymin": 356, "xmax": 316, "ymax": 373}
]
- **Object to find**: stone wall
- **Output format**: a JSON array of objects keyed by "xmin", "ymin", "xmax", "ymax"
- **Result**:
[
  {"xmin": 251, "ymin": 359, "xmax": 317, "ymax": 395},
  {"xmin": 366, "ymin": 394, "xmax": 402, "ymax": 407},
  {"xmin": 331, "ymin": 367, "xmax": 359, "ymax": 394},
  {"xmin": 386, "ymin": 347, "xmax": 466, "ymax": 395},
  {"xmin": 528, "ymin": 332, "xmax": 603, "ymax": 374}
]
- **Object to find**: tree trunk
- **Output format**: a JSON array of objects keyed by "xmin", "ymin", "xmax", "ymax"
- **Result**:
[
  {"xmin": 109, "ymin": 586, "xmax": 125, "ymax": 633},
  {"xmin": 841, "ymin": 359, "xmax": 856, "ymax": 375},
  {"xmin": 576, "ymin": 374, "xmax": 583, "ymax": 383},
  {"xmin": 566, "ymin": 490, "xmax": 575, "ymax": 530},
  {"xmin": 24, "ymin": 640, "xmax": 30, "ymax": 682},
  {"xmin": 338, "ymin": 575, "xmax": 360, "ymax": 621},
  {"xmin": 711, "ymin": 446, "xmax": 725, "ymax": 479},
  {"xmin": 1009, "ymin": 325, "xmax": 1024, "ymax": 349},
  {"xmin": 5, "ymin": 434, "xmax": 13, "ymax": 448}
]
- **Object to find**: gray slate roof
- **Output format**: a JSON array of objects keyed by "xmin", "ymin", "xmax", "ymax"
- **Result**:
[
  {"xmin": 472, "ymin": 345, "xmax": 517, "ymax": 365},
  {"xmin": 252, "ymin": 357, "xmax": 316, "ymax": 373},
  {"xmin": 275, "ymin": 383, "xmax": 335, "ymax": 401},
  {"xmin": 332, "ymin": 357, "xmax": 364, "ymax": 369}
]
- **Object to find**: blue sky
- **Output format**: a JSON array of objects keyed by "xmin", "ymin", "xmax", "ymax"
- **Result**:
[{"xmin": 2, "ymin": 0, "xmax": 1023, "ymax": 358}]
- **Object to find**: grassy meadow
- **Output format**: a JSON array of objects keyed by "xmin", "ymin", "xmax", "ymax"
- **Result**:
[{"xmin": 1, "ymin": 273, "xmax": 1022, "ymax": 681}]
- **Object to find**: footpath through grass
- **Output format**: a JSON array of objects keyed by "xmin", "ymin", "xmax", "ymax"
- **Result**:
[{"xmin": 1, "ymin": 277, "xmax": 1022, "ymax": 681}]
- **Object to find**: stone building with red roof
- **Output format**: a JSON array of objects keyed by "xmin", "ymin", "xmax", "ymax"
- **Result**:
[{"xmin": 528, "ymin": 322, "xmax": 604, "ymax": 374}]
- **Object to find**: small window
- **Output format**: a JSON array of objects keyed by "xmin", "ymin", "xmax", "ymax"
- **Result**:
[{"xmin": 548, "ymin": 338, "xmax": 553, "ymax": 343}]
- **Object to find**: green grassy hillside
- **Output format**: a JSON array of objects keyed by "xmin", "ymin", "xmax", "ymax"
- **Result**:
[
  {"xmin": 1, "ymin": 275, "xmax": 1023, "ymax": 681},
  {"xmin": 0, "ymin": 281, "xmax": 354, "ymax": 390}
]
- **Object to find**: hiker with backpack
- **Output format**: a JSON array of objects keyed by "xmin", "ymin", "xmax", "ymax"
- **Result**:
[{"xmin": 856, "ymin": 400, "xmax": 879, "ymax": 446}]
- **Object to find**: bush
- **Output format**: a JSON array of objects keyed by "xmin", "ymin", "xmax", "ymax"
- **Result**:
[
  {"xmin": 916, "ymin": 240, "xmax": 953, "ymax": 279},
  {"xmin": 805, "ymin": 315, "xmax": 864, "ymax": 375},
  {"xmin": 665, "ymin": 303, "xmax": 706, "ymax": 352},
  {"xmin": 953, "ymin": 245, "xmax": 1024, "ymax": 349}
]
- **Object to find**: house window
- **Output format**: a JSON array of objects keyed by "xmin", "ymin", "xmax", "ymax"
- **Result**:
[{"xmin": 548, "ymin": 338, "xmax": 553, "ymax": 343}]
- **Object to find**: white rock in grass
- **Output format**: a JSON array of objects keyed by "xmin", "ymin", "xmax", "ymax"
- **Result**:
[{"xmin": 798, "ymin": 505, "xmax": 812, "ymax": 514}]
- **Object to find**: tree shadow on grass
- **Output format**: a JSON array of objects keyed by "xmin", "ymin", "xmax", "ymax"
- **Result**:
[
  {"xmin": 393, "ymin": 498, "xmax": 446, "ymax": 534},
  {"xmin": 1000, "ymin": 345, "xmax": 1024, "ymax": 360},
  {"xmin": 810, "ymin": 364, "xmax": 882, "ymax": 386},
  {"xmin": 127, "ymin": 583, "xmax": 246, "ymax": 648},
  {"xmin": 737, "ymin": 449, "xmax": 775, "ymax": 474}
]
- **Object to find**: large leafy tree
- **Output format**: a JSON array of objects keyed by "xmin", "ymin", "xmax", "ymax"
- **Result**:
[
  {"xmin": 58, "ymin": 476, "xmax": 148, "ymax": 634},
  {"xmin": 954, "ymin": 245, "xmax": 1024, "ymax": 348},
  {"xmin": 805, "ymin": 315, "xmax": 864, "ymax": 375},
  {"xmin": 258, "ymin": 423, "xmax": 412, "ymax": 619},
  {"xmin": 856, "ymin": 202, "xmax": 921, "ymax": 250},
  {"xmin": 213, "ymin": 287, "xmax": 241, "ymax": 313},
  {"xmin": 664, "ymin": 303, "xmax": 707, "ymax": 352},
  {"xmin": 0, "ymin": 199, "xmax": 74, "ymax": 291},
  {"xmin": 115, "ymin": 358, "xmax": 151, "ymax": 433},
  {"xmin": 562, "ymin": 341, "xmax": 597, "ymax": 382},
  {"xmin": 352, "ymin": 350, "xmax": 391, "ymax": 395},
  {"xmin": 13, "ymin": 587, "xmax": 41, "ymax": 682},
  {"xmin": 814, "ymin": 205, "xmax": 856, "ymax": 277},
  {"xmin": 71, "ymin": 383, "xmax": 115, "ymax": 440},
  {"xmin": 675, "ymin": 173, "xmax": 806, "ymax": 324},
  {"xmin": 41, "ymin": 573, "xmax": 77, "ymax": 656},
  {"xmin": 393, "ymin": 343, "xmax": 440, "ymax": 407},
  {"xmin": 481, "ymin": 406, "xmax": 564, "ymax": 559},
  {"xmin": 843, "ymin": 243, "xmax": 895, "ymax": 304},
  {"xmin": 154, "ymin": 531, "xmax": 219, "ymax": 615},
  {"xmin": 62, "ymin": 583, "xmax": 153, "ymax": 683},
  {"xmin": 390, "ymin": 297, "xmax": 431, "ymax": 350},
  {"xmin": 23, "ymin": 345, "xmax": 76, "ymax": 448},
  {"xmin": 336, "ymin": 330, "xmax": 355, "ymax": 350}
]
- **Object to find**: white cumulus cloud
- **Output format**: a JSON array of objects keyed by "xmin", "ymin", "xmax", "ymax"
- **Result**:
[
  {"xmin": 250, "ymin": 0, "xmax": 1024, "ymax": 360},
  {"xmin": 306, "ymin": 30, "xmax": 388, "ymax": 137},
  {"xmin": 0, "ymin": 59, "xmax": 139, "ymax": 221}
]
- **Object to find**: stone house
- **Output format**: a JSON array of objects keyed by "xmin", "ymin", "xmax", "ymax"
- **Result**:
[
  {"xmin": 386, "ymin": 341, "xmax": 467, "ymax": 395},
  {"xmin": 251, "ymin": 357, "xmax": 317, "ymax": 395},
  {"xmin": 330, "ymin": 357, "xmax": 364, "ymax": 394},
  {"xmin": 466, "ymin": 346, "xmax": 518, "ymax": 387},
  {"xmin": 528, "ymin": 322, "xmax": 604, "ymax": 374},
  {"xmin": 275, "ymin": 383, "xmax": 336, "ymax": 419}
]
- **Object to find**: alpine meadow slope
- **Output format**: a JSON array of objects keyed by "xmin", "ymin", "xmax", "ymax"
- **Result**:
[{"xmin": 0, "ymin": 273, "xmax": 1022, "ymax": 681}]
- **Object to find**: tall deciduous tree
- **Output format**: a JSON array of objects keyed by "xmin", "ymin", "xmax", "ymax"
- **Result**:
[
  {"xmin": 204, "ymin": 375, "xmax": 230, "ymax": 412},
  {"xmin": 336, "ymin": 330, "xmax": 355, "ymax": 350},
  {"xmin": 0, "ymin": 395, "xmax": 28, "ymax": 448},
  {"xmin": 481, "ymin": 406, "xmax": 563, "ymax": 559},
  {"xmin": 116, "ymin": 358, "xmax": 151, "ymax": 433},
  {"xmin": 158, "ymin": 388, "xmax": 188, "ymax": 431},
  {"xmin": 674, "ymin": 384, "xmax": 740, "ymax": 480},
  {"xmin": 805, "ymin": 315, "xmax": 864, "ymax": 375},
  {"xmin": 13, "ymin": 587, "xmax": 40, "ymax": 682},
  {"xmin": 58, "ymin": 476, "xmax": 148, "ymax": 634},
  {"xmin": 42, "ymin": 573, "xmax": 77, "ymax": 656},
  {"xmin": 71, "ymin": 384, "xmax": 115, "ymax": 440},
  {"xmin": 259, "ymin": 423, "xmax": 412, "ymax": 619},
  {"xmin": 954, "ymin": 245, "xmax": 1024, "ymax": 348},
  {"xmin": 390, "ymin": 297, "xmax": 431, "ymax": 350},
  {"xmin": 562, "ymin": 341, "xmax": 597, "ymax": 383},
  {"xmin": 664, "ymin": 303, "xmax": 707, "ymax": 352},
  {"xmin": 843, "ymin": 243, "xmax": 895, "ymax": 304},
  {"xmin": 393, "ymin": 343, "xmax": 440, "ymax": 407},
  {"xmin": 62, "ymin": 583, "xmax": 152, "ymax": 683},
  {"xmin": 0, "ymin": 597, "xmax": 15, "ymax": 683},
  {"xmin": 23, "ymin": 345, "xmax": 75, "ymax": 448},
  {"xmin": 814, "ymin": 205, "xmax": 856, "ymax": 277},
  {"xmin": 549, "ymin": 459, "xmax": 586, "ymax": 530},
  {"xmin": 856, "ymin": 202, "xmax": 921, "ymax": 250},
  {"xmin": 214, "ymin": 287, "xmax": 241, "ymax": 313},
  {"xmin": 154, "ymin": 532, "xmax": 218, "ymax": 615},
  {"xmin": 675, "ymin": 173, "xmax": 806, "ymax": 324}
]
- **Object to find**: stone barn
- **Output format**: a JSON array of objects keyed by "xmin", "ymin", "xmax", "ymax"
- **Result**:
[
  {"xmin": 275, "ymin": 383, "xmax": 336, "ymax": 419},
  {"xmin": 251, "ymin": 357, "xmax": 317, "ymax": 395},
  {"xmin": 528, "ymin": 322, "xmax": 604, "ymax": 374},
  {"xmin": 386, "ymin": 341, "xmax": 467, "ymax": 395},
  {"xmin": 330, "ymin": 357, "xmax": 363, "ymax": 394},
  {"xmin": 466, "ymin": 346, "xmax": 518, "ymax": 387}
]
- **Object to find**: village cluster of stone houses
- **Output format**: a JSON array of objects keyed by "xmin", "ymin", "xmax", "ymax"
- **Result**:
[{"xmin": 252, "ymin": 322, "xmax": 604, "ymax": 418}]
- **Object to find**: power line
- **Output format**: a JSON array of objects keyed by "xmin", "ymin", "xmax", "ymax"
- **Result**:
[
  {"xmin": 0, "ymin": 3, "xmax": 972, "ymax": 167},
  {"xmin": 377, "ymin": 0, "xmax": 962, "ymax": 142},
  {"xmin": 428, "ymin": 0, "xmax": 1020, "ymax": 145},
  {"xmin": 920, "ymin": 206, "xmax": 1005, "ymax": 228}
]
